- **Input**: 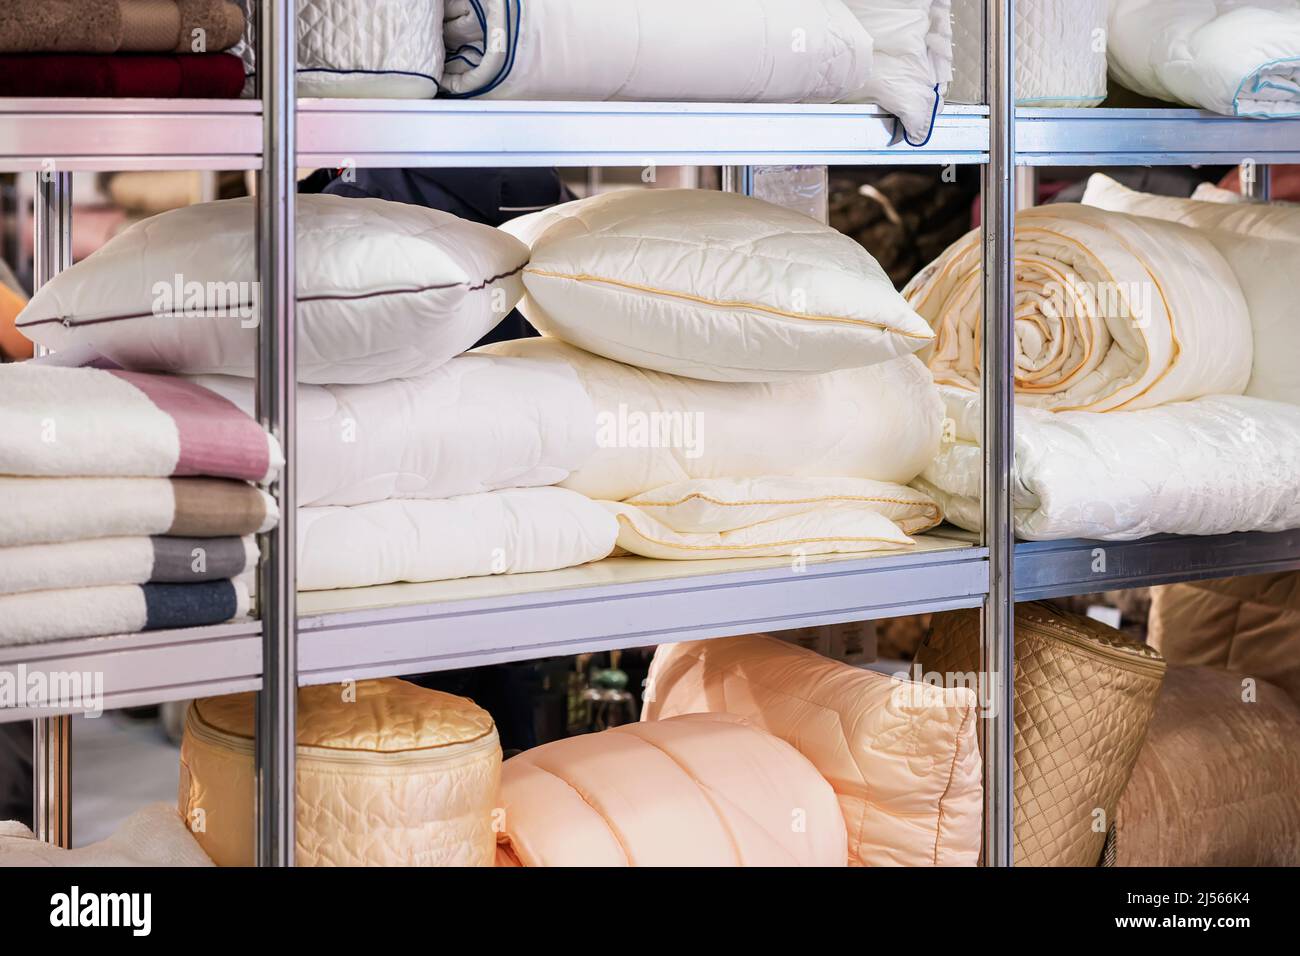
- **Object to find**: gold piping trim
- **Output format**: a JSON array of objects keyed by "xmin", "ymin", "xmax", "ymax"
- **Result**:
[
  {"xmin": 615, "ymin": 515, "xmax": 911, "ymax": 553},
  {"xmin": 526, "ymin": 268, "xmax": 934, "ymax": 339}
]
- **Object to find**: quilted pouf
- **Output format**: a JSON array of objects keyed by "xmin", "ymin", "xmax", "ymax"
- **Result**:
[
  {"xmin": 178, "ymin": 678, "xmax": 501, "ymax": 866},
  {"xmin": 918, "ymin": 603, "xmax": 1166, "ymax": 867},
  {"xmin": 495, "ymin": 713, "xmax": 847, "ymax": 867}
]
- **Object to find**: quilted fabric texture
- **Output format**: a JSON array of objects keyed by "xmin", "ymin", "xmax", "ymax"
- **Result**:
[
  {"xmin": 441, "ymin": 0, "xmax": 874, "ymax": 104},
  {"xmin": 501, "ymin": 189, "xmax": 934, "ymax": 383},
  {"xmin": 296, "ymin": 0, "xmax": 443, "ymax": 97},
  {"xmin": 643, "ymin": 634, "xmax": 983, "ymax": 866},
  {"xmin": 496, "ymin": 713, "xmax": 847, "ymax": 867},
  {"xmin": 1114, "ymin": 666, "xmax": 1300, "ymax": 866},
  {"xmin": 918, "ymin": 603, "xmax": 1166, "ymax": 867},
  {"xmin": 179, "ymin": 679, "xmax": 501, "ymax": 866},
  {"xmin": 948, "ymin": 0, "xmax": 1108, "ymax": 106}
]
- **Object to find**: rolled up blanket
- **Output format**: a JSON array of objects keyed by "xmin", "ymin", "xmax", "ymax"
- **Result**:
[
  {"xmin": 905, "ymin": 204, "xmax": 1253, "ymax": 412},
  {"xmin": 1107, "ymin": 0, "xmax": 1300, "ymax": 118}
]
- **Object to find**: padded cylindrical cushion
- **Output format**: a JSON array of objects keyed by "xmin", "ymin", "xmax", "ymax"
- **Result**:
[
  {"xmin": 179, "ymin": 678, "xmax": 501, "ymax": 866},
  {"xmin": 1116, "ymin": 666, "xmax": 1300, "ymax": 866},
  {"xmin": 496, "ymin": 713, "xmax": 847, "ymax": 867},
  {"xmin": 919, "ymin": 603, "xmax": 1166, "ymax": 867},
  {"xmin": 644, "ymin": 634, "xmax": 982, "ymax": 867}
]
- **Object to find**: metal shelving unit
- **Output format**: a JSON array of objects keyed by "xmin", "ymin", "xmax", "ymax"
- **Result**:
[{"xmin": 4, "ymin": 0, "xmax": 1299, "ymax": 868}]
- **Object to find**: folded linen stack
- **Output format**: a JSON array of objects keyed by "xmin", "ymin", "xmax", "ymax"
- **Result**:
[
  {"xmin": 904, "ymin": 188, "xmax": 1300, "ymax": 540},
  {"xmin": 0, "ymin": 360, "xmax": 281, "ymax": 645},
  {"xmin": 0, "ymin": 1, "xmax": 248, "ymax": 98},
  {"xmin": 17, "ymin": 193, "xmax": 619, "ymax": 596},
  {"xmin": 483, "ymin": 188, "xmax": 948, "ymax": 562}
]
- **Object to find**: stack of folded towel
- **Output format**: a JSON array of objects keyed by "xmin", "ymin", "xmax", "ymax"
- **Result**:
[
  {"xmin": 0, "ymin": 357, "xmax": 280, "ymax": 645},
  {"xmin": 0, "ymin": 1, "xmax": 247, "ymax": 98}
]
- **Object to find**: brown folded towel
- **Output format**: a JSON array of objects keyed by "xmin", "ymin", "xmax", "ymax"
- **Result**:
[
  {"xmin": 0, "ymin": 0, "xmax": 245, "ymax": 54},
  {"xmin": 0, "ymin": 1, "xmax": 121, "ymax": 54}
]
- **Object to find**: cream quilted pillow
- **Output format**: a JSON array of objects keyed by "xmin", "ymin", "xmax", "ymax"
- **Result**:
[
  {"xmin": 644, "ymin": 634, "xmax": 983, "ymax": 866},
  {"xmin": 501, "ymin": 189, "xmax": 934, "ymax": 382}
]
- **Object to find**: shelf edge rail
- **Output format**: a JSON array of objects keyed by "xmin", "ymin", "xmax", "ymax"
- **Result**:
[{"xmin": 255, "ymin": 0, "xmax": 298, "ymax": 869}]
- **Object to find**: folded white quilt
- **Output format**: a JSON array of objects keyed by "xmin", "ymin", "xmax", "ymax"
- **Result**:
[
  {"xmin": 193, "ymin": 352, "xmax": 596, "ymax": 507},
  {"xmin": 480, "ymin": 339, "xmax": 944, "ymax": 502},
  {"xmin": 297, "ymin": 487, "xmax": 617, "ymax": 591},
  {"xmin": 0, "ymin": 804, "xmax": 213, "ymax": 867},
  {"xmin": 905, "ymin": 203, "xmax": 1253, "ymax": 412},
  {"xmin": 917, "ymin": 385, "xmax": 1300, "ymax": 540},
  {"xmin": 606, "ymin": 476, "xmax": 942, "ymax": 560},
  {"xmin": 441, "ymin": 0, "xmax": 874, "ymax": 104},
  {"xmin": 1083, "ymin": 174, "xmax": 1300, "ymax": 405},
  {"xmin": 1107, "ymin": 0, "xmax": 1300, "ymax": 116}
]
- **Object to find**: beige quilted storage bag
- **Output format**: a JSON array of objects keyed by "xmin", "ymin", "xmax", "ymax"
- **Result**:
[
  {"xmin": 179, "ymin": 678, "xmax": 501, "ymax": 866},
  {"xmin": 917, "ymin": 602, "xmax": 1165, "ymax": 866}
]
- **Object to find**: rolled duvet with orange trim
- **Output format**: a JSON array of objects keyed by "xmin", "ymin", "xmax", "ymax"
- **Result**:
[
  {"xmin": 904, "ymin": 204, "xmax": 1253, "ymax": 412},
  {"xmin": 603, "ymin": 476, "xmax": 942, "ymax": 560}
]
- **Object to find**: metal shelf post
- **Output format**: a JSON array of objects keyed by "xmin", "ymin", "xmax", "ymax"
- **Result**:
[
  {"xmin": 255, "ymin": 0, "xmax": 298, "ymax": 869},
  {"xmin": 31, "ymin": 168, "xmax": 74, "ymax": 848},
  {"xmin": 981, "ymin": 0, "xmax": 1016, "ymax": 867}
]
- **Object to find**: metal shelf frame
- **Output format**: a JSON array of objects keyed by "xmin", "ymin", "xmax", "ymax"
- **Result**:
[{"xmin": 4, "ymin": 0, "xmax": 1299, "ymax": 868}]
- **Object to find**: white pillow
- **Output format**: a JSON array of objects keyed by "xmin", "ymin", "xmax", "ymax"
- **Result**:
[
  {"xmin": 838, "ymin": 0, "xmax": 954, "ymax": 144},
  {"xmin": 18, "ymin": 194, "xmax": 529, "ymax": 385},
  {"xmin": 501, "ymin": 189, "xmax": 934, "ymax": 383}
]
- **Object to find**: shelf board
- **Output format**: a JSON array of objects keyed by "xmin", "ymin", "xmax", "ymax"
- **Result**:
[
  {"xmin": 296, "ymin": 99, "xmax": 990, "ymax": 168},
  {"xmin": 1016, "ymin": 107, "xmax": 1300, "ymax": 166},
  {"xmin": 1015, "ymin": 530, "xmax": 1300, "ymax": 601},
  {"xmin": 0, "ymin": 619, "xmax": 261, "ymax": 722},
  {"xmin": 0, "ymin": 98, "xmax": 262, "ymax": 172},
  {"xmin": 295, "ymin": 539, "xmax": 988, "ymax": 685}
]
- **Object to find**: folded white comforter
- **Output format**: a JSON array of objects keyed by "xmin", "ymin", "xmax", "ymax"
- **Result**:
[
  {"xmin": 905, "ymin": 204, "xmax": 1254, "ymax": 412},
  {"xmin": 917, "ymin": 386, "xmax": 1300, "ymax": 540},
  {"xmin": 1107, "ymin": 0, "xmax": 1300, "ymax": 116},
  {"xmin": 441, "ymin": 0, "xmax": 953, "ymax": 143},
  {"xmin": 297, "ymin": 487, "xmax": 617, "ymax": 590},
  {"xmin": 480, "ymin": 338, "xmax": 944, "ymax": 502},
  {"xmin": 441, "ymin": 0, "xmax": 874, "ymax": 103},
  {"xmin": 194, "ymin": 352, "xmax": 596, "ymax": 508}
]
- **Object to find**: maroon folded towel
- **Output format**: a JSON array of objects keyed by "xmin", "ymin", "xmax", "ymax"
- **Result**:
[{"xmin": 0, "ymin": 52, "xmax": 245, "ymax": 98}]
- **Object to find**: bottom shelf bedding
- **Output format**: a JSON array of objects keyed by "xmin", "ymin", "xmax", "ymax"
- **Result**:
[{"xmin": 916, "ymin": 387, "xmax": 1300, "ymax": 540}]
